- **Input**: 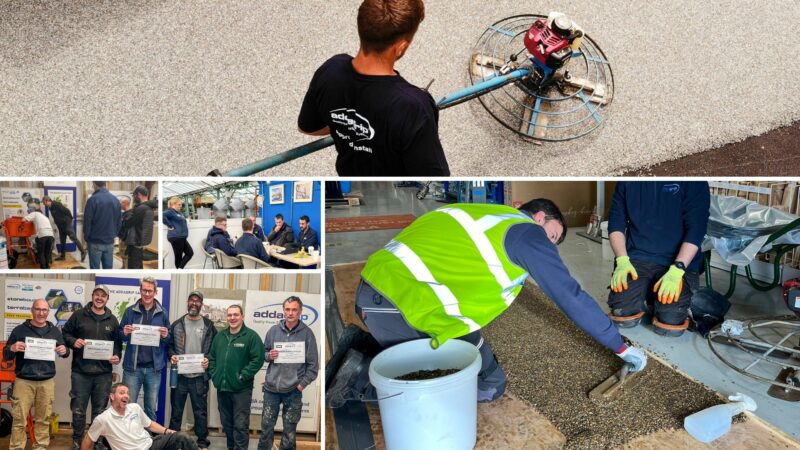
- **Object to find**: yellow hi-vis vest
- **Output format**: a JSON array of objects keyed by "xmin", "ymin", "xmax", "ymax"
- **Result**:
[{"xmin": 361, "ymin": 203, "xmax": 535, "ymax": 347}]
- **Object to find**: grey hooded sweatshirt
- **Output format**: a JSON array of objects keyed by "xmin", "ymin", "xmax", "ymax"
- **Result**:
[{"xmin": 263, "ymin": 319, "xmax": 319, "ymax": 393}]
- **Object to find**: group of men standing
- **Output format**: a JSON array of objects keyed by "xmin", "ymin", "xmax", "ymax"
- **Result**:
[
  {"xmin": 19, "ymin": 181, "xmax": 156, "ymax": 270},
  {"xmin": 2, "ymin": 277, "xmax": 319, "ymax": 450},
  {"xmin": 205, "ymin": 213, "xmax": 319, "ymax": 267}
]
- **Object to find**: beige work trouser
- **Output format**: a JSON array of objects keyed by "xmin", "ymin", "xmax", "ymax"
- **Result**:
[{"xmin": 10, "ymin": 377, "xmax": 54, "ymax": 450}]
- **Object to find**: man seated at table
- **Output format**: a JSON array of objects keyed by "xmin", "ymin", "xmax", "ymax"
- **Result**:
[
  {"xmin": 267, "ymin": 213, "xmax": 294, "ymax": 247},
  {"xmin": 297, "ymin": 215, "xmax": 320, "ymax": 252},
  {"xmin": 234, "ymin": 218, "xmax": 270, "ymax": 265},
  {"xmin": 205, "ymin": 217, "xmax": 237, "ymax": 257}
]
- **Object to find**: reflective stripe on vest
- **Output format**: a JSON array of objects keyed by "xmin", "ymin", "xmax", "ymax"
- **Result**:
[
  {"xmin": 385, "ymin": 239, "xmax": 481, "ymax": 333},
  {"xmin": 437, "ymin": 208, "xmax": 530, "ymax": 305},
  {"xmin": 362, "ymin": 204, "xmax": 535, "ymax": 347}
]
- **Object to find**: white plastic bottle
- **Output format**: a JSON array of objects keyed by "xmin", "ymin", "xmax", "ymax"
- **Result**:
[{"xmin": 684, "ymin": 393, "xmax": 757, "ymax": 443}]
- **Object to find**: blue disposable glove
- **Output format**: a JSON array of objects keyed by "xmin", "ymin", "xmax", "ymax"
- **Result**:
[{"xmin": 616, "ymin": 345, "xmax": 647, "ymax": 372}]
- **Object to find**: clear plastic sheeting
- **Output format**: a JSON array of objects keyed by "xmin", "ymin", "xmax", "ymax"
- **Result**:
[{"xmin": 702, "ymin": 196, "xmax": 800, "ymax": 266}]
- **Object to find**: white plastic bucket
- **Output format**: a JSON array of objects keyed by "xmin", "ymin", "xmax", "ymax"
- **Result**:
[
  {"xmin": 0, "ymin": 237, "xmax": 7, "ymax": 269},
  {"xmin": 368, "ymin": 338, "xmax": 482, "ymax": 450}
]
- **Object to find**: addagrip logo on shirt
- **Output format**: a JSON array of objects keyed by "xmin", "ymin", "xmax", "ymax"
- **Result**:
[
  {"xmin": 662, "ymin": 184, "xmax": 680, "ymax": 195},
  {"xmin": 330, "ymin": 108, "xmax": 375, "ymax": 142}
]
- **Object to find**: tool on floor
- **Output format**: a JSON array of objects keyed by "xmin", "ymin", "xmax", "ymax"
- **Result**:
[
  {"xmin": 588, "ymin": 362, "xmax": 645, "ymax": 402},
  {"xmin": 684, "ymin": 393, "xmax": 757, "ymax": 443},
  {"xmin": 708, "ymin": 315, "xmax": 800, "ymax": 402},
  {"xmin": 212, "ymin": 12, "xmax": 614, "ymax": 176}
]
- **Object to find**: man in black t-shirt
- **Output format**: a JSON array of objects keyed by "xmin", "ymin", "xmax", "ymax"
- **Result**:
[{"xmin": 297, "ymin": 0, "xmax": 450, "ymax": 176}]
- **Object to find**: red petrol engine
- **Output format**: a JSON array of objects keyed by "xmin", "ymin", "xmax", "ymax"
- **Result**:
[
  {"xmin": 524, "ymin": 16, "xmax": 576, "ymax": 70},
  {"xmin": 784, "ymin": 278, "xmax": 800, "ymax": 317}
]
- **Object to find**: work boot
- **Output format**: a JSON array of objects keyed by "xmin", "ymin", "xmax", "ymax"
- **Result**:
[
  {"xmin": 326, "ymin": 348, "xmax": 367, "ymax": 408},
  {"xmin": 56, "ymin": 254, "xmax": 66, "ymax": 261},
  {"xmin": 70, "ymin": 441, "xmax": 81, "ymax": 450}
]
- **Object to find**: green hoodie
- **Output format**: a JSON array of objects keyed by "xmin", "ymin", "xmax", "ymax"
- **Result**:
[{"xmin": 208, "ymin": 323, "xmax": 264, "ymax": 393}]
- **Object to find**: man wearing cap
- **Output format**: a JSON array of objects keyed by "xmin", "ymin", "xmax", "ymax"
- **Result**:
[
  {"xmin": 62, "ymin": 285, "xmax": 123, "ymax": 450},
  {"xmin": 167, "ymin": 291, "xmax": 217, "ymax": 450},
  {"xmin": 2, "ymin": 299, "xmax": 70, "ymax": 450},
  {"xmin": 43, "ymin": 195, "xmax": 87, "ymax": 263},
  {"xmin": 120, "ymin": 186, "xmax": 157, "ymax": 270},
  {"xmin": 84, "ymin": 181, "xmax": 122, "ymax": 269}
]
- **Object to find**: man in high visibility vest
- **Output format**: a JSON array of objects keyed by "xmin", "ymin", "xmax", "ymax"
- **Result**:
[
  {"xmin": 350, "ymin": 198, "xmax": 647, "ymax": 402},
  {"xmin": 607, "ymin": 181, "xmax": 710, "ymax": 337}
]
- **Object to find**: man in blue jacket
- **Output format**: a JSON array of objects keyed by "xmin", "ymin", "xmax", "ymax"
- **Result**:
[
  {"xmin": 331, "ymin": 199, "xmax": 647, "ymax": 404},
  {"xmin": 118, "ymin": 276, "xmax": 171, "ymax": 421},
  {"xmin": 205, "ymin": 217, "xmax": 237, "ymax": 257},
  {"xmin": 607, "ymin": 181, "xmax": 710, "ymax": 337},
  {"xmin": 83, "ymin": 181, "xmax": 122, "ymax": 269},
  {"xmin": 234, "ymin": 218, "xmax": 270, "ymax": 264},
  {"xmin": 297, "ymin": 215, "xmax": 320, "ymax": 251}
]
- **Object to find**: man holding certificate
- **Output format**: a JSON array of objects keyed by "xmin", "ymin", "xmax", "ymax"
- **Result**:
[
  {"xmin": 258, "ymin": 296, "xmax": 319, "ymax": 450},
  {"xmin": 119, "ymin": 277, "xmax": 171, "ymax": 421},
  {"xmin": 167, "ymin": 291, "xmax": 217, "ymax": 450},
  {"xmin": 2, "ymin": 299, "xmax": 69, "ymax": 450},
  {"xmin": 208, "ymin": 305, "xmax": 263, "ymax": 450},
  {"xmin": 62, "ymin": 284, "xmax": 123, "ymax": 450}
]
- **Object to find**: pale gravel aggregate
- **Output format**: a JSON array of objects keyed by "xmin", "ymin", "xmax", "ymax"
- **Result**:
[{"xmin": 1, "ymin": 1, "xmax": 798, "ymax": 176}]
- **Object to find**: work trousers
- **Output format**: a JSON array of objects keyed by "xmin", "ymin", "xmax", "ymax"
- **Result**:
[
  {"xmin": 35, "ymin": 236, "xmax": 54, "ymax": 269},
  {"xmin": 607, "ymin": 259, "xmax": 699, "ymax": 325},
  {"xmin": 149, "ymin": 431, "xmax": 199, "ymax": 450},
  {"xmin": 217, "ymin": 389, "xmax": 252, "ymax": 450},
  {"xmin": 10, "ymin": 377, "xmax": 54, "ymax": 450},
  {"xmin": 168, "ymin": 237, "xmax": 194, "ymax": 269},
  {"xmin": 57, "ymin": 223, "xmax": 85, "ymax": 256},
  {"xmin": 127, "ymin": 246, "xmax": 144, "ymax": 269},
  {"xmin": 70, "ymin": 371, "xmax": 112, "ymax": 442},
  {"xmin": 355, "ymin": 279, "xmax": 507, "ymax": 402},
  {"xmin": 257, "ymin": 389, "xmax": 303, "ymax": 450},
  {"xmin": 169, "ymin": 375, "xmax": 210, "ymax": 448}
]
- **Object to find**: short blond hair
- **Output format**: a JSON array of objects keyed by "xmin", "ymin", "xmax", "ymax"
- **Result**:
[{"xmin": 168, "ymin": 196, "xmax": 182, "ymax": 208}]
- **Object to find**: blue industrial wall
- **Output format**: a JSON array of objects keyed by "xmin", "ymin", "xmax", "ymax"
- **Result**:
[{"xmin": 257, "ymin": 181, "xmax": 322, "ymax": 233}]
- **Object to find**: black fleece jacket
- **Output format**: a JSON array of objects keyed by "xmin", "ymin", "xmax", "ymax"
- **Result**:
[
  {"xmin": 3, "ymin": 320, "xmax": 69, "ymax": 381},
  {"xmin": 62, "ymin": 306, "xmax": 123, "ymax": 375}
]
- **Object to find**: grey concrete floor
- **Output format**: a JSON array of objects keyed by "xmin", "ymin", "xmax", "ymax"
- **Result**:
[
  {"xmin": 2, "ymin": 1, "xmax": 799, "ymax": 176},
  {"xmin": 325, "ymin": 182, "xmax": 799, "ymax": 440}
]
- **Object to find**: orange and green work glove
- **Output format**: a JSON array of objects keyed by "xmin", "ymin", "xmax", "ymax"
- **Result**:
[
  {"xmin": 611, "ymin": 256, "xmax": 638, "ymax": 292},
  {"xmin": 653, "ymin": 265, "xmax": 685, "ymax": 304}
]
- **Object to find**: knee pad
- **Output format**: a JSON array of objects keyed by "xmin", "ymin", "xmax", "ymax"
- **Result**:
[
  {"xmin": 608, "ymin": 310, "xmax": 644, "ymax": 328},
  {"xmin": 653, "ymin": 317, "xmax": 689, "ymax": 337}
]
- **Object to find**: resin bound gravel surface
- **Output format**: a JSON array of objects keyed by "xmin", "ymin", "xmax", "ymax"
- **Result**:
[
  {"xmin": 2, "ymin": 1, "xmax": 799, "ymax": 175},
  {"xmin": 483, "ymin": 284, "xmax": 725, "ymax": 449}
]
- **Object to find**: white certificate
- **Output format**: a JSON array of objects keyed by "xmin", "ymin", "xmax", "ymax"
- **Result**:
[
  {"xmin": 177, "ymin": 354, "xmax": 205, "ymax": 374},
  {"xmin": 84, "ymin": 339, "xmax": 114, "ymax": 360},
  {"xmin": 274, "ymin": 341, "xmax": 305, "ymax": 364},
  {"xmin": 131, "ymin": 325, "xmax": 161, "ymax": 347},
  {"xmin": 24, "ymin": 337, "xmax": 56, "ymax": 361}
]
